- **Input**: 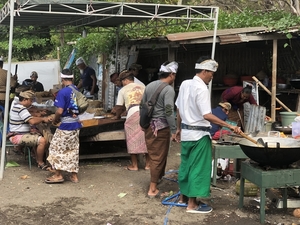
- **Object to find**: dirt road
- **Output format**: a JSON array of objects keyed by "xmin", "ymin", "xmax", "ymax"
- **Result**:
[{"xmin": 0, "ymin": 141, "xmax": 298, "ymax": 225}]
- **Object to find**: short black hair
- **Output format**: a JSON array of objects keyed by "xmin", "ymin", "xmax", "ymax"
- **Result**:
[
  {"xmin": 18, "ymin": 96, "xmax": 26, "ymax": 101},
  {"xmin": 110, "ymin": 72, "xmax": 119, "ymax": 79},
  {"xmin": 158, "ymin": 61, "xmax": 172, "ymax": 79},
  {"xmin": 242, "ymin": 85, "xmax": 253, "ymax": 94}
]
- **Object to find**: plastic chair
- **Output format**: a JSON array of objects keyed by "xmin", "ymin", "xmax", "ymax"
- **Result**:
[
  {"xmin": 5, "ymin": 140, "xmax": 32, "ymax": 170},
  {"xmin": 0, "ymin": 108, "xmax": 32, "ymax": 170}
]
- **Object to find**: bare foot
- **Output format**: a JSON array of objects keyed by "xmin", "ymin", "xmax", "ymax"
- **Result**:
[
  {"xmin": 70, "ymin": 173, "xmax": 79, "ymax": 183},
  {"xmin": 125, "ymin": 165, "xmax": 138, "ymax": 171},
  {"xmin": 179, "ymin": 194, "xmax": 188, "ymax": 204},
  {"xmin": 147, "ymin": 189, "xmax": 160, "ymax": 197},
  {"xmin": 144, "ymin": 166, "xmax": 150, "ymax": 170}
]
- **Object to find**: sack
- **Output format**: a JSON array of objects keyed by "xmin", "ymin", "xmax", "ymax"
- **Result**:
[
  {"xmin": 139, "ymin": 101, "xmax": 154, "ymax": 129},
  {"xmin": 76, "ymin": 92, "xmax": 89, "ymax": 114},
  {"xmin": 139, "ymin": 82, "xmax": 168, "ymax": 129},
  {"xmin": 68, "ymin": 86, "xmax": 88, "ymax": 114}
]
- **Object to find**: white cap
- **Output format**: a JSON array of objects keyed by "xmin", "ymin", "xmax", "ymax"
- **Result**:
[
  {"xmin": 159, "ymin": 61, "xmax": 178, "ymax": 73},
  {"xmin": 195, "ymin": 59, "xmax": 218, "ymax": 72},
  {"xmin": 75, "ymin": 57, "xmax": 85, "ymax": 66}
]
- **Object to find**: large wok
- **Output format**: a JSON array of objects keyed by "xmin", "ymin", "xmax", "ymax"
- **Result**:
[{"xmin": 239, "ymin": 137, "xmax": 300, "ymax": 167}]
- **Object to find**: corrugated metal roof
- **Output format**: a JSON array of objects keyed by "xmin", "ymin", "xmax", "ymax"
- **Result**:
[{"xmin": 166, "ymin": 27, "xmax": 267, "ymax": 42}]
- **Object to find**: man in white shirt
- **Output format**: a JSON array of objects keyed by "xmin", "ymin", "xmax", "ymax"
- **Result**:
[{"xmin": 175, "ymin": 57, "xmax": 241, "ymax": 214}]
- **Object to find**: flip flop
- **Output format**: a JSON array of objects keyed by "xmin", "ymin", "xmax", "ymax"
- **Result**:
[
  {"xmin": 186, "ymin": 205, "xmax": 213, "ymax": 214},
  {"xmin": 38, "ymin": 163, "xmax": 51, "ymax": 171},
  {"xmin": 45, "ymin": 176, "xmax": 64, "ymax": 184}
]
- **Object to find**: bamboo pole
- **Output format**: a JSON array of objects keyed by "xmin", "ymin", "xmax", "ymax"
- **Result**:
[
  {"xmin": 252, "ymin": 76, "xmax": 292, "ymax": 112},
  {"xmin": 271, "ymin": 39, "xmax": 277, "ymax": 121}
]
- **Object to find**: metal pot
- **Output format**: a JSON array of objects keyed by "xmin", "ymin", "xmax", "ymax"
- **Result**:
[
  {"xmin": 276, "ymin": 83, "xmax": 291, "ymax": 89},
  {"xmin": 239, "ymin": 137, "xmax": 300, "ymax": 167},
  {"xmin": 290, "ymin": 79, "xmax": 300, "ymax": 89}
]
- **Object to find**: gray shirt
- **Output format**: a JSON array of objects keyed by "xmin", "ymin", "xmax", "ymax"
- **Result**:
[{"xmin": 142, "ymin": 80, "xmax": 176, "ymax": 134}]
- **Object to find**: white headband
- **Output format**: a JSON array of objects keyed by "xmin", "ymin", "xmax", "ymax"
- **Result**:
[
  {"xmin": 75, "ymin": 57, "xmax": 85, "ymax": 66},
  {"xmin": 195, "ymin": 59, "xmax": 218, "ymax": 72},
  {"xmin": 159, "ymin": 61, "xmax": 178, "ymax": 73},
  {"xmin": 60, "ymin": 73, "xmax": 74, "ymax": 79}
]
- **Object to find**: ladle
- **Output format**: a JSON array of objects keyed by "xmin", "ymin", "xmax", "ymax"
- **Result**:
[{"xmin": 239, "ymin": 131, "xmax": 265, "ymax": 146}]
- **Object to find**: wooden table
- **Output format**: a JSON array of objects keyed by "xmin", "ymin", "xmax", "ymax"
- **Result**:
[
  {"xmin": 49, "ymin": 118, "xmax": 125, "ymax": 137},
  {"xmin": 37, "ymin": 118, "xmax": 128, "ymax": 159}
]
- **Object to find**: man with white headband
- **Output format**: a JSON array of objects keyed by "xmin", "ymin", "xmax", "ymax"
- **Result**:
[
  {"xmin": 175, "ymin": 56, "xmax": 241, "ymax": 213},
  {"xmin": 141, "ymin": 61, "xmax": 178, "ymax": 198},
  {"xmin": 46, "ymin": 68, "xmax": 82, "ymax": 184}
]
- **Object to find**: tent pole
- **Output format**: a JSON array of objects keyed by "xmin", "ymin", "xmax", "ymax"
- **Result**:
[
  {"xmin": 209, "ymin": 7, "xmax": 219, "ymax": 94},
  {"xmin": 0, "ymin": 0, "xmax": 14, "ymax": 180},
  {"xmin": 115, "ymin": 26, "xmax": 120, "ymax": 72}
]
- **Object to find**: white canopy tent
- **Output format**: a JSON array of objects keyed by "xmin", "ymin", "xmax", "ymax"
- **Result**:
[{"xmin": 0, "ymin": 0, "xmax": 219, "ymax": 180}]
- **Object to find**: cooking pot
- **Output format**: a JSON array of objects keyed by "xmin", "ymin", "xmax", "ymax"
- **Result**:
[
  {"xmin": 276, "ymin": 83, "xmax": 291, "ymax": 89},
  {"xmin": 239, "ymin": 137, "xmax": 300, "ymax": 167}
]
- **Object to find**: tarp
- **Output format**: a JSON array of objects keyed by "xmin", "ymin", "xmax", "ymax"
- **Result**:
[{"xmin": 3, "ymin": 60, "xmax": 61, "ymax": 91}]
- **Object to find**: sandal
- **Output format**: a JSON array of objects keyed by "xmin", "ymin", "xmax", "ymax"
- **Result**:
[
  {"xmin": 45, "ymin": 175, "xmax": 64, "ymax": 184},
  {"xmin": 38, "ymin": 163, "xmax": 50, "ymax": 171}
]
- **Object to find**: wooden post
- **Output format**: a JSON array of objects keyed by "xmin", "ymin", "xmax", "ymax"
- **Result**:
[{"xmin": 271, "ymin": 39, "xmax": 278, "ymax": 121}]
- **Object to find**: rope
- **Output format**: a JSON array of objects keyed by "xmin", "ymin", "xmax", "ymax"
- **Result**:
[{"xmin": 161, "ymin": 169, "xmax": 185, "ymax": 225}]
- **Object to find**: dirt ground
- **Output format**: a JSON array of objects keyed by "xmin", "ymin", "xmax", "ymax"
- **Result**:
[{"xmin": 1, "ymin": 141, "xmax": 300, "ymax": 225}]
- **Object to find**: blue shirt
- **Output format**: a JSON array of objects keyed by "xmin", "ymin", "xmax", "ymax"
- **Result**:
[
  {"xmin": 54, "ymin": 85, "xmax": 82, "ymax": 130},
  {"xmin": 80, "ymin": 66, "xmax": 96, "ymax": 90},
  {"xmin": 210, "ymin": 106, "xmax": 228, "ymax": 136}
]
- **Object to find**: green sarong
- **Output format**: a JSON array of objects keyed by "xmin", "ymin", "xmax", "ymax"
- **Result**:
[{"xmin": 178, "ymin": 135, "xmax": 212, "ymax": 198}]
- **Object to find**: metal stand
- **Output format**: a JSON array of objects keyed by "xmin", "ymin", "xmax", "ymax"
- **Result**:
[
  {"xmin": 212, "ymin": 144, "xmax": 248, "ymax": 186},
  {"xmin": 238, "ymin": 161, "xmax": 300, "ymax": 224}
]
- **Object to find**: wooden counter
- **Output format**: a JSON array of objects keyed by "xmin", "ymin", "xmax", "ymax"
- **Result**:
[
  {"xmin": 48, "ymin": 118, "xmax": 125, "ymax": 137},
  {"xmin": 37, "ymin": 118, "xmax": 127, "ymax": 159}
]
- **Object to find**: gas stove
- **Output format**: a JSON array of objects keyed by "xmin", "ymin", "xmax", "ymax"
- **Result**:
[{"xmin": 241, "ymin": 160, "xmax": 300, "ymax": 209}]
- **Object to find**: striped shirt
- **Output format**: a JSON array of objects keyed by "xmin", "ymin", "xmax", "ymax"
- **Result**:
[{"xmin": 9, "ymin": 103, "xmax": 32, "ymax": 133}]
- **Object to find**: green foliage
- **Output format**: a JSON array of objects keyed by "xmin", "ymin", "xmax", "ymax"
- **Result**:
[
  {"xmin": 75, "ymin": 32, "xmax": 116, "ymax": 61},
  {"xmin": 1, "ymin": 1, "xmax": 300, "ymax": 62},
  {"xmin": 0, "ymin": 26, "xmax": 53, "ymax": 61}
]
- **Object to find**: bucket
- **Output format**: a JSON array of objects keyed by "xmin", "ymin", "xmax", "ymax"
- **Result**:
[
  {"xmin": 280, "ymin": 112, "xmax": 297, "ymax": 127},
  {"xmin": 265, "ymin": 121, "xmax": 272, "ymax": 132},
  {"xmin": 236, "ymin": 179, "xmax": 258, "ymax": 196},
  {"xmin": 292, "ymin": 122, "xmax": 300, "ymax": 138}
]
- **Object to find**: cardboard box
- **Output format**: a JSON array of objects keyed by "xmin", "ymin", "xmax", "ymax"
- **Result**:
[
  {"xmin": 52, "ymin": 84, "xmax": 62, "ymax": 93},
  {"xmin": 35, "ymin": 96, "xmax": 54, "ymax": 104}
]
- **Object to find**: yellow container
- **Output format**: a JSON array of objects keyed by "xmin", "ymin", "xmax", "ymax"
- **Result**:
[{"xmin": 235, "ymin": 179, "xmax": 258, "ymax": 197}]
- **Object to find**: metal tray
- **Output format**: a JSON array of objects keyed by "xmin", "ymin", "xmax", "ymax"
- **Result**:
[{"xmin": 274, "ymin": 126, "xmax": 292, "ymax": 134}]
